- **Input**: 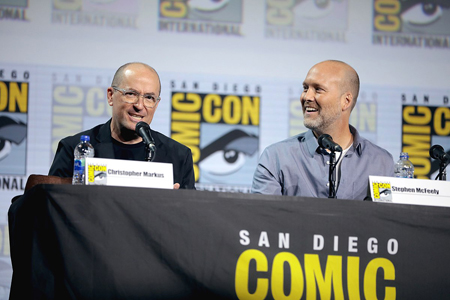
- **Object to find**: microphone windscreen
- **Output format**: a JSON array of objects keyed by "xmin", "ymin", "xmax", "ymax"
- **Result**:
[
  {"xmin": 430, "ymin": 145, "xmax": 449, "ymax": 163},
  {"xmin": 430, "ymin": 145, "xmax": 443, "ymax": 159},
  {"xmin": 135, "ymin": 121, "xmax": 153, "ymax": 146},
  {"xmin": 318, "ymin": 134, "xmax": 332, "ymax": 148},
  {"xmin": 135, "ymin": 121, "xmax": 149, "ymax": 134}
]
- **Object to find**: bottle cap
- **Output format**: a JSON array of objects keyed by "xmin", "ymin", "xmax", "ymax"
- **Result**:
[
  {"xmin": 81, "ymin": 135, "xmax": 90, "ymax": 142},
  {"xmin": 400, "ymin": 152, "xmax": 409, "ymax": 158}
]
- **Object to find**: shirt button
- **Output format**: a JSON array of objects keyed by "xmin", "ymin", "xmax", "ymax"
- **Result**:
[
  {"xmin": 326, "ymin": 161, "xmax": 330, "ymax": 165},
  {"xmin": 326, "ymin": 183, "xmax": 329, "ymax": 187}
]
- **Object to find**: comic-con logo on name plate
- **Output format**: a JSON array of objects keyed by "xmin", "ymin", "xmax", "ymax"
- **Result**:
[
  {"xmin": 88, "ymin": 164, "xmax": 107, "ymax": 184},
  {"xmin": 372, "ymin": 181, "xmax": 392, "ymax": 201},
  {"xmin": 265, "ymin": 0, "xmax": 348, "ymax": 42},
  {"xmin": 159, "ymin": 0, "xmax": 243, "ymax": 35},
  {"xmin": 373, "ymin": 1, "xmax": 450, "ymax": 48}
]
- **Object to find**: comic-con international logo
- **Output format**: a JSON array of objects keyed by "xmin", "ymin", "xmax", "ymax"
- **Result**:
[
  {"xmin": 401, "ymin": 104, "xmax": 450, "ymax": 179},
  {"xmin": 170, "ymin": 88, "xmax": 260, "ymax": 191},
  {"xmin": 159, "ymin": 0, "xmax": 243, "ymax": 36},
  {"xmin": 0, "ymin": 78, "xmax": 28, "ymax": 175},
  {"xmin": 372, "ymin": 181, "xmax": 392, "ymax": 201},
  {"xmin": 0, "ymin": 0, "xmax": 28, "ymax": 21},
  {"xmin": 52, "ymin": 0, "xmax": 138, "ymax": 28},
  {"xmin": 88, "ymin": 164, "xmax": 107, "ymax": 184},
  {"xmin": 373, "ymin": 0, "xmax": 450, "ymax": 48},
  {"xmin": 51, "ymin": 70, "xmax": 112, "ymax": 157},
  {"xmin": 265, "ymin": 0, "xmax": 348, "ymax": 42}
]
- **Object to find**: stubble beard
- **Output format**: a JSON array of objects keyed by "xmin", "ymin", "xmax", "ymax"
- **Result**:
[
  {"xmin": 303, "ymin": 111, "xmax": 341, "ymax": 134},
  {"xmin": 304, "ymin": 115, "xmax": 322, "ymax": 131}
]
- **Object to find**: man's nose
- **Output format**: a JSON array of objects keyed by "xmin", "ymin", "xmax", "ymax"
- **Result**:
[
  {"xmin": 302, "ymin": 88, "xmax": 315, "ymax": 101},
  {"xmin": 133, "ymin": 95, "xmax": 146, "ymax": 109}
]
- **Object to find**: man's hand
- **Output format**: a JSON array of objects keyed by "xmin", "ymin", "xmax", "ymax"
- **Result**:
[{"xmin": 173, "ymin": 183, "xmax": 180, "ymax": 189}]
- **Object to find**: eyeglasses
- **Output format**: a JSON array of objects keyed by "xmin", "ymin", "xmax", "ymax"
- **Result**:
[{"xmin": 112, "ymin": 86, "xmax": 160, "ymax": 108}]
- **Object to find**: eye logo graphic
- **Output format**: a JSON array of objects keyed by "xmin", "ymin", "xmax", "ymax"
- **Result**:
[
  {"xmin": 188, "ymin": 0, "xmax": 230, "ymax": 12},
  {"xmin": 159, "ymin": 0, "xmax": 242, "ymax": 35},
  {"xmin": 400, "ymin": 1, "xmax": 450, "ymax": 34},
  {"xmin": 265, "ymin": 0, "xmax": 348, "ymax": 42},
  {"xmin": 199, "ymin": 129, "xmax": 258, "ymax": 176},
  {"xmin": 402, "ymin": 3, "xmax": 442, "ymax": 25},
  {"xmin": 0, "ymin": 116, "xmax": 27, "ymax": 162},
  {"xmin": 294, "ymin": 0, "xmax": 337, "ymax": 19},
  {"xmin": 159, "ymin": 0, "xmax": 241, "ymax": 21},
  {"xmin": 294, "ymin": 0, "xmax": 347, "ymax": 29},
  {"xmin": 373, "ymin": 0, "xmax": 450, "ymax": 47}
]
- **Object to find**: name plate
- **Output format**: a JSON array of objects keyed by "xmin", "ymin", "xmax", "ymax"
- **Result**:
[
  {"xmin": 369, "ymin": 175, "xmax": 450, "ymax": 207},
  {"xmin": 84, "ymin": 157, "xmax": 173, "ymax": 189}
]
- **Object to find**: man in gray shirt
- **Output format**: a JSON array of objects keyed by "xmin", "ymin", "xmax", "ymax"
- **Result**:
[{"xmin": 251, "ymin": 60, "xmax": 394, "ymax": 200}]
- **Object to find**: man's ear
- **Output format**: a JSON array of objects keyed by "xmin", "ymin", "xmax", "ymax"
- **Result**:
[
  {"xmin": 342, "ymin": 92, "xmax": 353, "ymax": 111},
  {"xmin": 107, "ymin": 87, "xmax": 114, "ymax": 106}
]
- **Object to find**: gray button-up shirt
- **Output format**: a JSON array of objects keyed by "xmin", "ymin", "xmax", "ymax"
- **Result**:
[{"xmin": 251, "ymin": 126, "xmax": 395, "ymax": 200}]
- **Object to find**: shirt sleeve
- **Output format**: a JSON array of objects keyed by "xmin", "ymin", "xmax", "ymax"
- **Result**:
[
  {"xmin": 251, "ymin": 148, "xmax": 283, "ymax": 195},
  {"xmin": 180, "ymin": 148, "xmax": 196, "ymax": 190},
  {"xmin": 48, "ymin": 139, "xmax": 74, "ymax": 178}
]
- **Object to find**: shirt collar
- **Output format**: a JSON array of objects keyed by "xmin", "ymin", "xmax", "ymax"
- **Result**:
[
  {"xmin": 302, "ymin": 130, "xmax": 320, "ymax": 157},
  {"xmin": 349, "ymin": 125, "xmax": 363, "ymax": 156},
  {"xmin": 97, "ymin": 118, "xmax": 113, "ymax": 143},
  {"xmin": 301, "ymin": 125, "xmax": 364, "ymax": 157}
]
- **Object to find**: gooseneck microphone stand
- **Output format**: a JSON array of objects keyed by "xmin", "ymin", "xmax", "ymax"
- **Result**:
[
  {"xmin": 437, "ymin": 162, "xmax": 447, "ymax": 181},
  {"xmin": 328, "ymin": 151, "xmax": 338, "ymax": 198},
  {"xmin": 146, "ymin": 143, "xmax": 156, "ymax": 162},
  {"xmin": 318, "ymin": 134, "xmax": 343, "ymax": 199}
]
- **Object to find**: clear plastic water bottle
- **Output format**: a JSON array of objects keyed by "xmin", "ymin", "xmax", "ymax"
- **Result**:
[
  {"xmin": 72, "ymin": 135, "xmax": 95, "ymax": 185},
  {"xmin": 394, "ymin": 152, "xmax": 414, "ymax": 178}
]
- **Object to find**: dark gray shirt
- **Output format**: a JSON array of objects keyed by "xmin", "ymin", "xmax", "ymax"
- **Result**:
[{"xmin": 251, "ymin": 126, "xmax": 395, "ymax": 200}]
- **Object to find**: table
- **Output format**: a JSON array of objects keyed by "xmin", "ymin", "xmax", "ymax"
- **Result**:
[{"xmin": 8, "ymin": 184, "xmax": 450, "ymax": 299}]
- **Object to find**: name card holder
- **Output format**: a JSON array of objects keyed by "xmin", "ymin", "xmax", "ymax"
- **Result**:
[
  {"xmin": 84, "ymin": 157, "xmax": 173, "ymax": 189},
  {"xmin": 369, "ymin": 175, "xmax": 450, "ymax": 207}
]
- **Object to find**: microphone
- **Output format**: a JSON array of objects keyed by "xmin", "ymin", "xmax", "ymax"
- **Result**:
[
  {"xmin": 135, "ymin": 121, "xmax": 156, "ymax": 161},
  {"xmin": 318, "ymin": 134, "xmax": 342, "ymax": 152},
  {"xmin": 430, "ymin": 145, "xmax": 450, "ymax": 164}
]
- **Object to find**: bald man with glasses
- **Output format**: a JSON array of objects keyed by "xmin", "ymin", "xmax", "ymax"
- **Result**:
[{"xmin": 49, "ymin": 62, "xmax": 195, "ymax": 189}]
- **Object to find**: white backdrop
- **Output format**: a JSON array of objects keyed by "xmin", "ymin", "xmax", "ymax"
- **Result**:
[{"xmin": 1, "ymin": 0, "xmax": 450, "ymax": 297}]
